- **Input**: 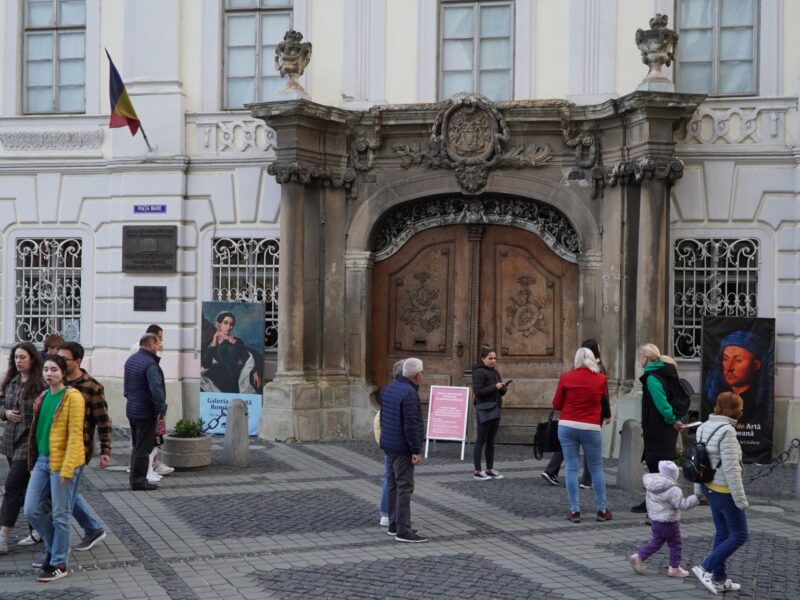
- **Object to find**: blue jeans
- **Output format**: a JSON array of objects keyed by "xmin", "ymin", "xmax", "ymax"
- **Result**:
[
  {"xmin": 701, "ymin": 487, "xmax": 749, "ymax": 582},
  {"xmin": 557, "ymin": 425, "xmax": 606, "ymax": 513},
  {"xmin": 73, "ymin": 492, "xmax": 103, "ymax": 535},
  {"xmin": 23, "ymin": 456, "xmax": 84, "ymax": 567},
  {"xmin": 380, "ymin": 455, "xmax": 390, "ymax": 517}
]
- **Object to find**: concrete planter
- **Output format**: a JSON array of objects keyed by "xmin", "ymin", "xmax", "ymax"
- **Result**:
[{"xmin": 162, "ymin": 434, "xmax": 212, "ymax": 469}]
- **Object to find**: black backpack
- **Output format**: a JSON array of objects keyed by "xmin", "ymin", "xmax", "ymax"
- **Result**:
[
  {"xmin": 651, "ymin": 373, "xmax": 692, "ymax": 419},
  {"xmin": 682, "ymin": 423, "xmax": 726, "ymax": 483}
]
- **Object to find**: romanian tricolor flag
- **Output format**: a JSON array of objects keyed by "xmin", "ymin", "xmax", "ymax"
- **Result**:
[{"xmin": 106, "ymin": 50, "xmax": 141, "ymax": 136}]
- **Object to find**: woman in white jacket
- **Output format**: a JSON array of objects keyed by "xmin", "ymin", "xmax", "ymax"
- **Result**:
[{"xmin": 691, "ymin": 392, "xmax": 749, "ymax": 595}]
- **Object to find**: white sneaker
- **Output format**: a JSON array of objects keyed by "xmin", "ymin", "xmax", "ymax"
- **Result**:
[
  {"xmin": 379, "ymin": 516, "xmax": 389, "ymax": 527},
  {"xmin": 473, "ymin": 471, "xmax": 491, "ymax": 481},
  {"xmin": 147, "ymin": 473, "xmax": 162, "ymax": 483},
  {"xmin": 692, "ymin": 565, "xmax": 718, "ymax": 595},
  {"xmin": 154, "ymin": 463, "xmax": 174, "ymax": 475},
  {"xmin": 18, "ymin": 531, "xmax": 42, "ymax": 546},
  {"xmin": 485, "ymin": 469, "xmax": 504, "ymax": 479},
  {"xmin": 714, "ymin": 579, "xmax": 741, "ymax": 593}
]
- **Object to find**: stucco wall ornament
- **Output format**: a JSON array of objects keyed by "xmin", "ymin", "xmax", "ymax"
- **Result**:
[
  {"xmin": 373, "ymin": 196, "xmax": 579, "ymax": 262},
  {"xmin": 560, "ymin": 108, "xmax": 600, "ymax": 169},
  {"xmin": 393, "ymin": 93, "xmax": 552, "ymax": 195},
  {"xmin": 350, "ymin": 108, "xmax": 383, "ymax": 171},
  {"xmin": 0, "ymin": 129, "xmax": 103, "ymax": 151},
  {"xmin": 274, "ymin": 30, "xmax": 312, "ymax": 97},
  {"xmin": 399, "ymin": 271, "xmax": 442, "ymax": 333},
  {"xmin": 635, "ymin": 14, "xmax": 678, "ymax": 92},
  {"xmin": 267, "ymin": 160, "xmax": 357, "ymax": 197},
  {"xmin": 505, "ymin": 276, "xmax": 548, "ymax": 338},
  {"xmin": 591, "ymin": 156, "xmax": 684, "ymax": 196}
]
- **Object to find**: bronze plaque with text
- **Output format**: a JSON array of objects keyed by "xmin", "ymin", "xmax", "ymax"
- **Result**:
[{"xmin": 122, "ymin": 225, "xmax": 177, "ymax": 272}]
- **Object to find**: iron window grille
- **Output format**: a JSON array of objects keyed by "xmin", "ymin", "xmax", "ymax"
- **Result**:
[
  {"xmin": 672, "ymin": 237, "xmax": 759, "ymax": 359},
  {"xmin": 211, "ymin": 237, "xmax": 279, "ymax": 350},
  {"xmin": 15, "ymin": 237, "xmax": 83, "ymax": 343}
]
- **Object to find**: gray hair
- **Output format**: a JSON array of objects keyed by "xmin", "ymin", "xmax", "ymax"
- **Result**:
[
  {"xmin": 392, "ymin": 359, "xmax": 405, "ymax": 380},
  {"xmin": 574, "ymin": 347, "xmax": 599, "ymax": 373},
  {"xmin": 402, "ymin": 357, "xmax": 423, "ymax": 378}
]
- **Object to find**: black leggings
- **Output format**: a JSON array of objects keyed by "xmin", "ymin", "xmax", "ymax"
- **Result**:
[
  {"xmin": 0, "ymin": 458, "xmax": 30, "ymax": 528},
  {"xmin": 473, "ymin": 419, "xmax": 500, "ymax": 471}
]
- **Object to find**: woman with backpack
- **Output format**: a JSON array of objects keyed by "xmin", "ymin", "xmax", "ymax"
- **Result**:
[
  {"xmin": 691, "ymin": 391, "xmax": 748, "ymax": 595},
  {"xmin": 631, "ymin": 346, "xmax": 685, "ymax": 513}
]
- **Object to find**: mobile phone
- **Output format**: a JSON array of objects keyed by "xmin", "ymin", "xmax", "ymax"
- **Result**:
[{"xmin": 504, "ymin": 380, "xmax": 513, "ymax": 386}]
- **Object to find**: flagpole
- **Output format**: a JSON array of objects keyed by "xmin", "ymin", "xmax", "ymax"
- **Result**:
[{"xmin": 139, "ymin": 125, "xmax": 154, "ymax": 153}]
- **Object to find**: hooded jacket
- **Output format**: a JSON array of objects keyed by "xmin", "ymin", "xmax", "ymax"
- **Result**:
[
  {"xmin": 643, "ymin": 462, "xmax": 698, "ymax": 522},
  {"xmin": 640, "ymin": 361, "xmax": 680, "ymax": 458},
  {"xmin": 694, "ymin": 414, "xmax": 748, "ymax": 510}
]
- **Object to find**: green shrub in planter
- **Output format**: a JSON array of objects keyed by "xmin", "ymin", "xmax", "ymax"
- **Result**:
[{"xmin": 173, "ymin": 418, "xmax": 204, "ymax": 438}]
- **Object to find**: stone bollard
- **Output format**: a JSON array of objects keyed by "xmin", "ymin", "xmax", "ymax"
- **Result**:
[
  {"xmin": 223, "ymin": 399, "xmax": 250, "ymax": 467},
  {"xmin": 616, "ymin": 419, "xmax": 644, "ymax": 491}
]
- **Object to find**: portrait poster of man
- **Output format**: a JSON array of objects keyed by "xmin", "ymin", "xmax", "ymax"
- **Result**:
[
  {"xmin": 701, "ymin": 316, "xmax": 775, "ymax": 464},
  {"xmin": 199, "ymin": 301, "xmax": 264, "ymax": 435}
]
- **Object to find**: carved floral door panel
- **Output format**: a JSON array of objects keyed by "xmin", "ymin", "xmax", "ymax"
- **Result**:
[
  {"xmin": 371, "ymin": 226, "xmax": 471, "ymax": 395},
  {"xmin": 372, "ymin": 224, "xmax": 578, "ymax": 441}
]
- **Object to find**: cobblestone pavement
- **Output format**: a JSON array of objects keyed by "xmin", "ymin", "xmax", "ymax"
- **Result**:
[{"xmin": 1, "ymin": 438, "xmax": 798, "ymax": 599}]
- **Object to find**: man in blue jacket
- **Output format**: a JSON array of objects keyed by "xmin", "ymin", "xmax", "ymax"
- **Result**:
[
  {"xmin": 379, "ymin": 357, "xmax": 427, "ymax": 543},
  {"xmin": 124, "ymin": 334, "xmax": 166, "ymax": 491}
]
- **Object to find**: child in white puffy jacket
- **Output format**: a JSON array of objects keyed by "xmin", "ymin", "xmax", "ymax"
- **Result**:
[{"xmin": 628, "ymin": 460, "xmax": 699, "ymax": 578}]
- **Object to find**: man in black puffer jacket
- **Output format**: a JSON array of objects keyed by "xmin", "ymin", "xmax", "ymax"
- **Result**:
[{"xmin": 379, "ymin": 357, "xmax": 426, "ymax": 543}]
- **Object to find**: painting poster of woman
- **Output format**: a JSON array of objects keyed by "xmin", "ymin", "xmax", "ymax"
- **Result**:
[{"xmin": 199, "ymin": 301, "xmax": 265, "ymax": 435}]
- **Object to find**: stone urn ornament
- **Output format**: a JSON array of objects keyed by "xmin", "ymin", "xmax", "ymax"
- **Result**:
[
  {"xmin": 274, "ymin": 30, "xmax": 312, "ymax": 98},
  {"xmin": 635, "ymin": 14, "xmax": 678, "ymax": 92}
]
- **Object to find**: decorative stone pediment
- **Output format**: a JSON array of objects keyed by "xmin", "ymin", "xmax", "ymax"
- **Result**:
[{"xmin": 392, "ymin": 93, "xmax": 552, "ymax": 195}]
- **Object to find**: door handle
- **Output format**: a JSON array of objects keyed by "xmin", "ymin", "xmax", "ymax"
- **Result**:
[{"xmin": 456, "ymin": 341, "xmax": 464, "ymax": 357}]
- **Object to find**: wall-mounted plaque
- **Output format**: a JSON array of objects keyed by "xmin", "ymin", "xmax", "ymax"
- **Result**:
[
  {"xmin": 122, "ymin": 225, "xmax": 177, "ymax": 272},
  {"xmin": 133, "ymin": 286, "xmax": 168, "ymax": 312}
]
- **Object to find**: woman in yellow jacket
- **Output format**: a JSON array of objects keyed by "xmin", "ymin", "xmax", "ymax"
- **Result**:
[{"xmin": 23, "ymin": 354, "xmax": 85, "ymax": 583}]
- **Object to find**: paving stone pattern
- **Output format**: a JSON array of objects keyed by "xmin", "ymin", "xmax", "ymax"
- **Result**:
[
  {"xmin": 0, "ymin": 438, "xmax": 798, "ymax": 599},
  {"xmin": 165, "ymin": 488, "xmax": 375, "ymax": 537},
  {"xmin": 252, "ymin": 553, "xmax": 566, "ymax": 600},
  {"xmin": 604, "ymin": 530, "xmax": 800, "ymax": 600}
]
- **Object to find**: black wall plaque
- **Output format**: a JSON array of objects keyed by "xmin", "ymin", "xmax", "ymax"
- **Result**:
[
  {"xmin": 122, "ymin": 225, "xmax": 178, "ymax": 272},
  {"xmin": 133, "ymin": 286, "xmax": 167, "ymax": 312}
]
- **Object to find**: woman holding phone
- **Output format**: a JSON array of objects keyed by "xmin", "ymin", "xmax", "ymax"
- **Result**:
[{"xmin": 471, "ymin": 347, "xmax": 508, "ymax": 480}]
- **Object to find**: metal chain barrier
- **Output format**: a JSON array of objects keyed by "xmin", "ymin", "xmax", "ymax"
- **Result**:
[
  {"xmin": 744, "ymin": 437, "xmax": 800, "ymax": 484},
  {"xmin": 202, "ymin": 408, "xmax": 227, "ymax": 434}
]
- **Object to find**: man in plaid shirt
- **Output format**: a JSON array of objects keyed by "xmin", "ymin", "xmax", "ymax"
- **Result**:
[{"xmin": 57, "ymin": 342, "xmax": 112, "ymax": 552}]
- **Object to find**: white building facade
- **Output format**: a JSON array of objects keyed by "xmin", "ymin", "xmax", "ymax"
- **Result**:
[{"xmin": 0, "ymin": 0, "xmax": 797, "ymax": 452}]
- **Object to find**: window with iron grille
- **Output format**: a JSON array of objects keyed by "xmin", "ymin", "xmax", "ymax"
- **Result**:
[
  {"xmin": 672, "ymin": 237, "xmax": 759, "ymax": 359},
  {"xmin": 439, "ymin": 1, "xmax": 514, "ymax": 101},
  {"xmin": 23, "ymin": 0, "xmax": 86, "ymax": 113},
  {"xmin": 223, "ymin": 0, "xmax": 293, "ymax": 109},
  {"xmin": 15, "ymin": 237, "xmax": 83, "ymax": 343},
  {"xmin": 676, "ymin": 0, "xmax": 758, "ymax": 96},
  {"xmin": 211, "ymin": 237, "xmax": 279, "ymax": 349}
]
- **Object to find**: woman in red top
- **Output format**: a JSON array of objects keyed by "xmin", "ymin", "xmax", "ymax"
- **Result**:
[{"xmin": 552, "ymin": 347, "xmax": 611, "ymax": 523}]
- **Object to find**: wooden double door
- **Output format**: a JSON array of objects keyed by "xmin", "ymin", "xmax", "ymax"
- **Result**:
[{"xmin": 371, "ymin": 224, "xmax": 579, "ymax": 440}]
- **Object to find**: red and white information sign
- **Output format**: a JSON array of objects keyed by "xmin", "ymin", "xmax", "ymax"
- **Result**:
[{"xmin": 425, "ymin": 385, "xmax": 470, "ymax": 460}]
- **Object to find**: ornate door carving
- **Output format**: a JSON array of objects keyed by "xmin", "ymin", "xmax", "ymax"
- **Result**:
[{"xmin": 371, "ymin": 224, "xmax": 578, "ymax": 441}]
